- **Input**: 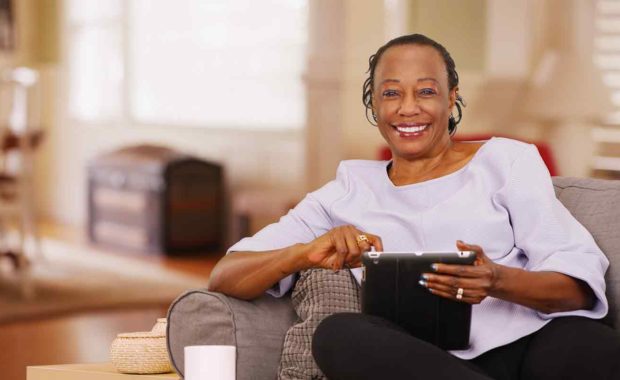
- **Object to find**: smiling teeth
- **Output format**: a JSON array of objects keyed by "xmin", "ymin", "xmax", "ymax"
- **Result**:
[{"xmin": 395, "ymin": 124, "xmax": 429, "ymax": 133}]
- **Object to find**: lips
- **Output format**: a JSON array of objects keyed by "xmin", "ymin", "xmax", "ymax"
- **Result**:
[{"xmin": 392, "ymin": 123, "xmax": 430, "ymax": 135}]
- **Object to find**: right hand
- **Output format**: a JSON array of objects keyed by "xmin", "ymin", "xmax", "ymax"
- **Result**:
[{"xmin": 302, "ymin": 225, "xmax": 383, "ymax": 271}]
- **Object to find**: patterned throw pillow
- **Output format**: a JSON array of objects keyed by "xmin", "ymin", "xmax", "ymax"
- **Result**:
[{"xmin": 278, "ymin": 268, "xmax": 361, "ymax": 380}]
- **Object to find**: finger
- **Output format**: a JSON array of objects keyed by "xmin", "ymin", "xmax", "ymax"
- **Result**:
[
  {"xmin": 423, "ymin": 280, "xmax": 458, "ymax": 296},
  {"xmin": 356, "ymin": 239, "xmax": 372, "ymax": 252},
  {"xmin": 424, "ymin": 283, "xmax": 485, "ymax": 304},
  {"xmin": 332, "ymin": 234, "xmax": 349, "ymax": 270},
  {"xmin": 423, "ymin": 274, "xmax": 492, "ymax": 301},
  {"xmin": 456, "ymin": 239, "xmax": 482, "ymax": 252},
  {"xmin": 345, "ymin": 229, "xmax": 372, "ymax": 263},
  {"xmin": 423, "ymin": 273, "xmax": 460, "ymax": 288},
  {"xmin": 424, "ymin": 273, "xmax": 489, "ymax": 290},
  {"xmin": 368, "ymin": 234, "xmax": 383, "ymax": 251},
  {"xmin": 424, "ymin": 280, "xmax": 487, "ymax": 300},
  {"xmin": 429, "ymin": 264, "xmax": 485, "ymax": 278},
  {"xmin": 342, "ymin": 234, "xmax": 361, "ymax": 267},
  {"xmin": 345, "ymin": 244, "xmax": 367, "ymax": 266},
  {"xmin": 456, "ymin": 240, "xmax": 488, "ymax": 265},
  {"xmin": 347, "ymin": 256, "xmax": 363, "ymax": 268},
  {"xmin": 426, "ymin": 288, "xmax": 475, "ymax": 303}
]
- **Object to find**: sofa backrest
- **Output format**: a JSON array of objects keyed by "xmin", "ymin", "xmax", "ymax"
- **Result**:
[{"xmin": 553, "ymin": 176, "xmax": 620, "ymax": 327}]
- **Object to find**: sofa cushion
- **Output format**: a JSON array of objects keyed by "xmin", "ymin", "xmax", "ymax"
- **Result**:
[
  {"xmin": 167, "ymin": 289, "xmax": 296, "ymax": 379},
  {"xmin": 553, "ymin": 176, "xmax": 620, "ymax": 327},
  {"xmin": 278, "ymin": 269, "xmax": 361, "ymax": 380}
]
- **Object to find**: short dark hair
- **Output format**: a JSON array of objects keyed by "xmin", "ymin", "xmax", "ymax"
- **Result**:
[{"xmin": 362, "ymin": 33, "xmax": 465, "ymax": 134}]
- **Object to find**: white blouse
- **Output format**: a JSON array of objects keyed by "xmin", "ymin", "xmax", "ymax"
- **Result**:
[{"xmin": 228, "ymin": 137, "xmax": 608, "ymax": 359}]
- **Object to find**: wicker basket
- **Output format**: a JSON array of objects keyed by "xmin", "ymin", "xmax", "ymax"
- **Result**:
[
  {"xmin": 151, "ymin": 318, "xmax": 167, "ymax": 335},
  {"xmin": 110, "ymin": 331, "xmax": 172, "ymax": 374}
]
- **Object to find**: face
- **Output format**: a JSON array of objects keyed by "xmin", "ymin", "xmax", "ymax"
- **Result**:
[{"xmin": 372, "ymin": 44, "xmax": 456, "ymax": 160}]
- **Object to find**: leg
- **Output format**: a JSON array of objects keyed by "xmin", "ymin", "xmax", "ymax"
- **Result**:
[
  {"xmin": 312, "ymin": 313, "xmax": 492, "ymax": 380},
  {"xmin": 469, "ymin": 335, "xmax": 531, "ymax": 380},
  {"xmin": 521, "ymin": 317, "xmax": 620, "ymax": 380}
]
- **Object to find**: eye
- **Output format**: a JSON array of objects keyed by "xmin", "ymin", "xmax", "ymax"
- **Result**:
[
  {"xmin": 382, "ymin": 89, "xmax": 399, "ymax": 97},
  {"xmin": 419, "ymin": 88, "xmax": 436, "ymax": 96}
]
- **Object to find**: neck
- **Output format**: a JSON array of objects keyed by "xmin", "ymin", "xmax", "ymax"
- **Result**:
[{"xmin": 389, "ymin": 137, "xmax": 454, "ymax": 185}]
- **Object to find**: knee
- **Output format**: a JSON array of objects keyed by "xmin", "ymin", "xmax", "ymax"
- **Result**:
[
  {"xmin": 312, "ymin": 313, "xmax": 362, "ymax": 370},
  {"xmin": 312, "ymin": 313, "xmax": 357, "ymax": 355},
  {"xmin": 523, "ymin": 318, "xmax": 620, "ymax": 379}
]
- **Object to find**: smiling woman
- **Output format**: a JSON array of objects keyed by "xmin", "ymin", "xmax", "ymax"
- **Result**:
[{"xmin": 207, "ymin": 33, "xmax": 620, "ymax": 380}]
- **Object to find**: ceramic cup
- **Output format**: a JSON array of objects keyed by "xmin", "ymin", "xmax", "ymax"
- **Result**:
[{"xmin": 184, "ymin": 345, "xmax": 236, "ymax": 380}]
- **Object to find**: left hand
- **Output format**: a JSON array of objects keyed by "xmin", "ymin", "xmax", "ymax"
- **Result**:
[{"xmin": 420, "ymin": 240, "xmax": 501, "ymax": 304}]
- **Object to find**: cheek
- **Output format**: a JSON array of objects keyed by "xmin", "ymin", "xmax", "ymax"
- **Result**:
[
  {"xmin": 375, "ymin": 99, "xmax": 397, "ymax": 116},
  {"xmin": 419, "ymin": 99, "xmax": 449, "ymax": 118}
]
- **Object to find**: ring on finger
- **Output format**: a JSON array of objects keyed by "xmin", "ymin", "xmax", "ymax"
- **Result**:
[
  {"xmin": 356, "ymin": 234, "xmax": 369, "ymax": 245},
  {"xmin": 456, "ymin": 287, "xmax": 464, "ymax": 300}
]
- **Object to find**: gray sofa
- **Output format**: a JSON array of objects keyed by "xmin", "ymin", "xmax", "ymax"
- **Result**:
[{"xmin": 167, "ymin": 177, "xmax": 620, "ymax": 379}]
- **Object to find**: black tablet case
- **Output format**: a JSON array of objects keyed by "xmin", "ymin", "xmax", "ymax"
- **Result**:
[{"xmin": 361, "ymin": 251, "xmax": 475, "ymax": 350}]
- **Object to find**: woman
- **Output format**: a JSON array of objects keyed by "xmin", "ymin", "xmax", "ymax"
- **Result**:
[{"xmin": 208, "ymin": 34, "xmax": 620, "ymax": 379}]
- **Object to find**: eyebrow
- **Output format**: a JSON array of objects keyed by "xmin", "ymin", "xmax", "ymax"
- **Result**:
[{"xmin": 379, "ymin": 78, "xmax": 439, "ymax": 85}]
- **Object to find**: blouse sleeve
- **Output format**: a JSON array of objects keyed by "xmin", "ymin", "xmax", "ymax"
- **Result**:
[
  {"xmin": 226, "ymin": 164, "xmax": 349, "ymax": 297},
  {"xmin": 494, "ymin": 144, "xmax": 609, "ymax": 319}
]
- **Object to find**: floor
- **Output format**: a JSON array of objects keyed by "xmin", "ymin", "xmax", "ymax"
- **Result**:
[{"xmin": 1, "ymin": 222, "xmax": 222, "ymax": 380}]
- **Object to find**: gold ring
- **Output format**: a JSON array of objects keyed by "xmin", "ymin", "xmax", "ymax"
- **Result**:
[{"xmin": 356, "ymin": 234, "xmax": 369, "ymax": 245}]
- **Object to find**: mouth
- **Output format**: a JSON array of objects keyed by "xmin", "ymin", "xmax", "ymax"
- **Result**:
[{"xmin": 392, "ymin": 123, "xmax": 430, "ymax": 136}]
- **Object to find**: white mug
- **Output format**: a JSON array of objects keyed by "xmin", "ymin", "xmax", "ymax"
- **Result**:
[{"xmin": 184, "ymin": 345, "xmax": 236, "ymax": 380}]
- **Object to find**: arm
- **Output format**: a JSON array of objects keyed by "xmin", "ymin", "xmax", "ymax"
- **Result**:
[
  {"xmin": 492, "ymin": 264, "xmax": 594, "ymax": 314},
  {"xmin": 424, "ymin": 241, "xmax": 594, "ymax": 314},
  {"xmin": 209, "ymin": 162, "xmax": 383, "ymax": 300},
  {"xmin": 208, "ymin": 245, "xmax": 308, "ymax": 300},
  {"xmin": 208, "ymin": 226, "xmax": 383, "ymax": 300},
  {"xmin": 423, "ymin": 144, "xmax": 607, "ymax": 316}
]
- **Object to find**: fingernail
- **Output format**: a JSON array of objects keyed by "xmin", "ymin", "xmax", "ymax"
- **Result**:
[
  {"xmin": 419, "ymin": 274, "xmax": 428, "ymax": 281},
  {"xmin": 418, "ymin": 279, "xmax": 427, "ymax": 287},
  {"xmin": 431, "ymin": 264, "xmax": 439, "ymax": 271}
]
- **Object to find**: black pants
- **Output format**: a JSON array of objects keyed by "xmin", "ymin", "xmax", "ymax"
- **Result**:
[{"xmin": 312, "ymin": 313, "xmax": 620, "ymax": 380}]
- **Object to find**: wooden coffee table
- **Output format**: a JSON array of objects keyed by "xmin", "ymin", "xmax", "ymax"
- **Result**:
[{"xmin": 27, "ymin": 362, "xmax": 179, "ymax": 380}]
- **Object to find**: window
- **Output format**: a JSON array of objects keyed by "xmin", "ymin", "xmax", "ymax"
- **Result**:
[
  {"xmin": 65, "ymin": 0, "xmax": 308, "ymax": 130},
  {"xmin": 595, "ymin": 0, "xmax": 620, "ymax": 124}
]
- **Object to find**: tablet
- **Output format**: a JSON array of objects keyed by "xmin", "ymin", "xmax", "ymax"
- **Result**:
[{"xmin": 361, "ymin": 251, "xmax": 475, "ymax": 350}]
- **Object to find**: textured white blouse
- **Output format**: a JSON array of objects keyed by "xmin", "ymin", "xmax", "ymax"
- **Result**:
[{"xmin": 228, "ymin": 137, "xmax": 609, "ymax": 359}]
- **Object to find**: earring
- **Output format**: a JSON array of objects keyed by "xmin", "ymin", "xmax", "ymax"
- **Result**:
[
  {"xmin": 448, "ymin": 114, "xmax": 456, "ymax": 133},
  {"xmin": 372, "ymin": 111, "xmax": 378, "ymax": 122}
]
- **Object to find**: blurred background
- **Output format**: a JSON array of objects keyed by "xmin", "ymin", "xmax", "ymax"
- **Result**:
[
  {"xmin": 1, "ymin": 0, "xmax": 619, "ymax": 236},
  {"xmin": 1, "ymin": 0, "xmax": 620, "ymax": 379}
]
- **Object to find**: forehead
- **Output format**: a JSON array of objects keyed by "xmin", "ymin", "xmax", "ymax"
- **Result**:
[{"xmin": 375, "ymin": 44, "xmax": 448, "ymax": 86}]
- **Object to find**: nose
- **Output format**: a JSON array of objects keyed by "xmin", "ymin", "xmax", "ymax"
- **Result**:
[{"xmin": 398, "ymin": 93, "xmax": 421, "ymax": 116}]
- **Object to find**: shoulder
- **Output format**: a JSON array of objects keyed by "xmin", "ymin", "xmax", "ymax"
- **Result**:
[
  {"xmin": 484, "ymin": 137, "xmax": 532, "ymax": 155},
  {"xmin": 337, "ymin": 160, "xmax": 388, "ymax": 186},
  {"xmin": 475, "ymin": 137, "xmax": 539, "ymax": 169},
  {"xmin": 459, "ymin": 137, "xmax": 545, "ymax": 191},
  {"xmin": 337, "ymin": 159, "xmax": 387, "ymax": 175},
  {"xmin": 309, "ymin": 160, "xmax": 386, "ymax": 202}
]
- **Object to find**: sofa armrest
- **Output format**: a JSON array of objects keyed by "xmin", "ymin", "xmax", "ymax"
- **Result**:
[{"xmin": 166, "ymin": 289, "xmax": 296, "ymax": 380}]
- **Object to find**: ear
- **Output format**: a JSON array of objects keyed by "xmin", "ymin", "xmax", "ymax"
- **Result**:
[{"xmin": 449, "ymin": 87, "xmax": 458, "ymax": 109}]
